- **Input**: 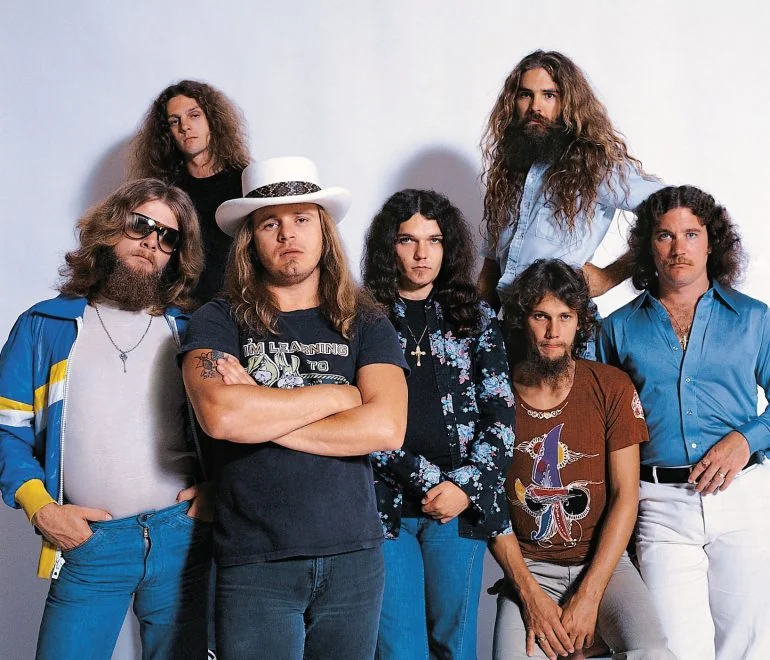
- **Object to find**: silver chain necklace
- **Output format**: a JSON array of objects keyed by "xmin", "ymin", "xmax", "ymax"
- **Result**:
[{"xmin": 94, "ymin": 304, "xmax": 154, "ymax": 373}]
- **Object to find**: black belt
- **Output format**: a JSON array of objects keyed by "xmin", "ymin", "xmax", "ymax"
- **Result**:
[{"xmin": 640, "ymin": 454, "xmax": 760, "ymax": 484}]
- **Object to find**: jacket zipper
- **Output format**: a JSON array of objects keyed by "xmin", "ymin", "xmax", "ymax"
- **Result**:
[
  {"xmin": 51, "ymin": 316, "xmax": 83, "ymax": 579},
  {"xmin": 166, "ymin": 314, "xmax": 208, "ymax": 480}
]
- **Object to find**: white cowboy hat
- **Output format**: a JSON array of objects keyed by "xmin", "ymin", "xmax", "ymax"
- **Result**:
[{"xmin": 215, "ymin": 156, "xmax": 351, "ymax": 237}]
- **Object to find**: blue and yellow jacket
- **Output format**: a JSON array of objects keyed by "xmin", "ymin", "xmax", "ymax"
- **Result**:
[{"xmin": 0, "ymin": 295, "xmax": 206, "ymax": 578}]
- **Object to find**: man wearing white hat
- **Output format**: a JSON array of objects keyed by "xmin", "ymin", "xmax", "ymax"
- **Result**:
[{"xmin": 180, "ymin": 156, "xmax": 409, "ymax": 659}]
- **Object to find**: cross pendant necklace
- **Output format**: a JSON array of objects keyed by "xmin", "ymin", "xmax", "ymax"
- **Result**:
[
  {"xmin": 659, "ymin": 299, "xmax": 692, "ymax": 351},
  {"xmin": 406, "ymin": 323, "xmax": 428, "ymax": 367}
]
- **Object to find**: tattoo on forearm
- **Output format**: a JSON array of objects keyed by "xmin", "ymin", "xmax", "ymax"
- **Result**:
[{"xmin": 195, "ymin": 350, "xmax": 226, "ymax": 380}]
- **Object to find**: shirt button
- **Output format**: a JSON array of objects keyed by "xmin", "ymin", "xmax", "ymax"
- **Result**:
[
  {"xmin": 685, "ymin": 377, "xmax": 691, "ymax": 383},
  {"xmin": 687, "ymin": 410, "xmax": 693, "ymax": 415},
  {"xmin": 673, "ymin": 345, "xmax": 679, "ymax": 351},
  {"xmin": 691, "ymin": 443, "xmax": 697, "ymax": 448}
]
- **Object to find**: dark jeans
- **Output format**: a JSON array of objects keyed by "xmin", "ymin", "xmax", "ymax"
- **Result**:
[{"xmin": 216, "ymin": 546, "xmax": 385, "ymax": 660}]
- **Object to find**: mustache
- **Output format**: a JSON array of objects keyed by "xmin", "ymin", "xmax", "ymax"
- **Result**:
[
  {"xmin": 520, "ymin": 113, "xmax": 547, "ymax": 126},
  {"xmin": 130, "ymin": 249, "xmax": 157, "ymax": 266},
  {"xmin": 666, "ymin": 258, "xmax": 694, "ymax": 266}
]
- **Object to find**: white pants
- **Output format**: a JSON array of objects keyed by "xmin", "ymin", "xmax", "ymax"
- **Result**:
[{"xmin": 637, "ymin": 460, "xmax": 770, "ymax": 660}]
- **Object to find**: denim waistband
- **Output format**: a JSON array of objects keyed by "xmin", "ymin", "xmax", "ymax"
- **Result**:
[{"xmin": 89, "ymin": 500, "xmax": 190, "ymax": 530}]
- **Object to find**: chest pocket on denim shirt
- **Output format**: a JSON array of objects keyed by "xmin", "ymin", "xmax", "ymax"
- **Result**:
[{"xmin": 534, "ymin": 207, "xmax": 587, "ymax": 251}]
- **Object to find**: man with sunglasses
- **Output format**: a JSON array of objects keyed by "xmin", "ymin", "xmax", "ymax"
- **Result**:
[
  {"xmin": 0, "ymin": 179, "xmax": 212, "ymax": 659},
  {"xmin": 488, "ymin": 260, "xmax": 672, "ymax": 660}
]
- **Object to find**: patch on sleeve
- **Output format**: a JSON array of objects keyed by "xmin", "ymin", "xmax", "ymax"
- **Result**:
[{"xmin": 631, "ymin": 391, "xmax": 645, "ymax": 420}]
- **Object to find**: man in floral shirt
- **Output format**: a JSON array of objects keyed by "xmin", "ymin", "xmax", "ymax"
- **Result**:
[{"xmin": 363, "ymin": 189, "xmax": 516, "ymax": 660}]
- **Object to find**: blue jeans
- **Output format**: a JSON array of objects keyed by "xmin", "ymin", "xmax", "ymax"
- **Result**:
[
  {"xmin": 36, "ymin": 501, "xmax": 212, "ymax": 660},
  {"xmin": 216, "ymin": 546, "xmax": 384, "ymax": 660},
  {"xmin": 376, "ymin": 516, "xmax": 486, "ymax": 660}
]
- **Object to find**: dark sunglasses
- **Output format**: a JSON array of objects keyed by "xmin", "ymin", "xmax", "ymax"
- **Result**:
[{"xmin": 123, "ymin": 212, "xmax": 181, "ymax": 254}]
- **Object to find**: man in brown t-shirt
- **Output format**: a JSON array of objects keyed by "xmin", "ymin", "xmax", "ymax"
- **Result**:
[{"xmin": 489, "ymin": 259, "xmax": 674, "ymax": 660}]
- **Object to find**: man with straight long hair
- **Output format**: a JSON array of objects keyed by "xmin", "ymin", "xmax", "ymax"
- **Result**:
[
  {"xmin": 180, "ymin": 156, "xmax": 408, "ymax": 659},
  {"xmin": 0, "ymin": 179, "xmax": 212, "ymax": 658},
  {"xmin": 133, "ymin": 79, "xmax": 250, "ymax": 303},
  {"xmin": 491, "ymin": 259, "xmax": 672, "ymax": 660},
  {"xmin": 362, "ymin": 188, "xmax": 515, "ymax": 659},
  {"xmin": 479, "ymin": 50, "xmax": 663, "ymax": 318},
  {"xmin": 599, "ymin": 185, "xmax": 770, "ymax": 659}
]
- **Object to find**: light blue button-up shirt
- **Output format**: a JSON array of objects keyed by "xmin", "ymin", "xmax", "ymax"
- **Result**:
[
  {"xmin": 483, "ymin": 162, "xmax": 664, "ymax": 301},
  {"xmin": 598, "ymin": 283, "xmax": 770, "ymax": 467}
]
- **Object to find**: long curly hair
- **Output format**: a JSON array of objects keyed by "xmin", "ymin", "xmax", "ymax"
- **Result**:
[
  {"xmin": 481, "ymin": 50, "xmax": 645, "ymax": 249},
  {"xmin": 362, "ymin": 189, "xmax": 482, "ymax": 336},
  {"xmin": 132, "ymin": 80, "xmax": 250, "ymax": 181},
  {"xmin": 630, "ymin": 185, "xmax": 745, "ymax": 291},
  {"xmin": 59, "ymin": 178, "xmax": 204, "ymax": 314},
  {"xmin": 224, "ymin": 206, "xmax": 374, "ymax": 338},
  {"xmin": 504, "ymin": 259, "xmax": 597, "ymax": 362}
]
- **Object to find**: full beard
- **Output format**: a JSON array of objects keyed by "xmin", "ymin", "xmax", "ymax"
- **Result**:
[
  {"xmin": 516, "ymin": 344, "xmax": 573, "ymax": 387},
  {"xmin": 499, "ymin": 118, "xmax": 574, "ymax": 174},
  {"xmin": 100, "ymin": 252, "xmax": 164, "ymax": 311}
]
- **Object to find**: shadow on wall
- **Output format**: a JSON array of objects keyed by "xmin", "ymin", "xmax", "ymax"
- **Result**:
[
  {"xmin": 0, "ymin": 507, "xmax": 49, "ymax": 656},
  {"xmin": 388, "ymin": 146, "xmax": 486, "ymax": 273},
  {"xmin": 78, "ymin": 136, "xmax": 134, "ymax": 213}
]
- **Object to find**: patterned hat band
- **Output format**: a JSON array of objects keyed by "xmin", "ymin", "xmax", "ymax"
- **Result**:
[{"xmin": 245, "ymin": 181, "xmax": 321, "ymax": 199}]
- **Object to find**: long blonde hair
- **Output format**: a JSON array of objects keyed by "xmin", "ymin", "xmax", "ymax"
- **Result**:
[{"xmin": 224, "ymin": 206, "xmax": 370, "ymax": 338}]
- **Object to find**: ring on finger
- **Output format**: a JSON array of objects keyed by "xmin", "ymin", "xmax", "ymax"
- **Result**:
[
  {"xmin": 717, "ymin": 471, "xmax": 727, "ymax": 478},
  {"xmin": 537, "ymin": 633, "xmax": 547, "ymax": 642}
]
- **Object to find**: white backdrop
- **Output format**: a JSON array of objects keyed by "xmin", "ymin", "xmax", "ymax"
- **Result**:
[{"xmin": 1, "ymin": 2, "xmax": 769, "ymax": 657}]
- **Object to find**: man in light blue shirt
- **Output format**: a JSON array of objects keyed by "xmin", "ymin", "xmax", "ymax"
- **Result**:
[
  {"xmin": 478, "ymin": 50, "xmax": 663, "ymax": 310},
  {"xmin": 598, "ymin": 185, "xmax": 770, "ymax": 660}
]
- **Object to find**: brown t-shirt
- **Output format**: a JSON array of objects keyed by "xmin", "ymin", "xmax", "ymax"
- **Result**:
[{"xmin": 507, "ymin": 360, "xmax": 647, "ymax": 565}]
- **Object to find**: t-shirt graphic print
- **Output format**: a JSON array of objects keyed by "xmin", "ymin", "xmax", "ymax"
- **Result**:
[
  {"xmin": 506, "ymin": 360, "xmax": 648, "ymax": 565},
  {"xmin": 241, "ymin": 336, "xmax": 351, "ymax": 387},
  {"xmin": 179, "ymin": 299, "xmax": 407, "ymax": 566}
]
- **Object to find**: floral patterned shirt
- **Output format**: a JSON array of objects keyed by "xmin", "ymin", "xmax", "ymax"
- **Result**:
[{"xmin": 372, "ymin": 299, "xmax": 516, "ymax": 539}]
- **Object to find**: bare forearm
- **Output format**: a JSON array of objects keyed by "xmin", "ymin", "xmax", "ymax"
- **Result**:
[
  {"xmin": 183, "ymin": 349, "xmax": 361, "ymax": 443},
  {"xmin": 585, "ymin": 251, "xmax": 634, "ymax": 297},
  {"xmin": 573, "ymin": 491, "xmax": 637, "ymax": 600},
  {"xmin": 489, "ymin": 534, "xmax": 540, "ymax": 598},
  {"xmin": 189, "ymin": 380, "xmax": 358, "ymax": 443},
  {"xmin": 274, "ymin": 401, "xmax": 406, "ymax": 456}
]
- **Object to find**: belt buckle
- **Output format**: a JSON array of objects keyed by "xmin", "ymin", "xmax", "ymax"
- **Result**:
[{"xmin": 651, "ymin": 465, "xmax": 659, "ymax": 484}]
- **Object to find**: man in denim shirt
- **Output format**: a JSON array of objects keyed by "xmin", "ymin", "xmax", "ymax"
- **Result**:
[
  {"xmin": 599, "ymin": 185, "xmax": 770, "ymax": 660},
  {"xmin": 478, "ymin": 50, "xmax": 663, "ymax": 316}
]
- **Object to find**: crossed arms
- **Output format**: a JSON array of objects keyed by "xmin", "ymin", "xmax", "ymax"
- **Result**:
[{"xmin": 182, "ymin": 350, "xmax": 407, "ymax": 456}]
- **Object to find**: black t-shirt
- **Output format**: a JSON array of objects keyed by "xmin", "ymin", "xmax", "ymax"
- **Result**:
[
  {"xmin": 400, "ymin": 298, "xmax": 453, "ymax": 516},
  {"xmin": 180, "ymin": 298, "xmax": 408, "ymax": 566},
  {"xmin": 175, "ymin": 168, "xmax": 243, "ymax": 304}
]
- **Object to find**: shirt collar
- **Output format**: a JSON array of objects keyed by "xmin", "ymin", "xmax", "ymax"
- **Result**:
[{"xmin": 636, "ymin": 280, "xmax": 740, "ymax": 316}]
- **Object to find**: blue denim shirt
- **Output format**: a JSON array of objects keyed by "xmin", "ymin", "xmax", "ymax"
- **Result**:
[
  {"xmin": 598, "ymin": 283, "xmax": 770, "ymax": 467},
  {"xmin": 483, "ymin": 162, "xmax": 664, "ymax": 301}
]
